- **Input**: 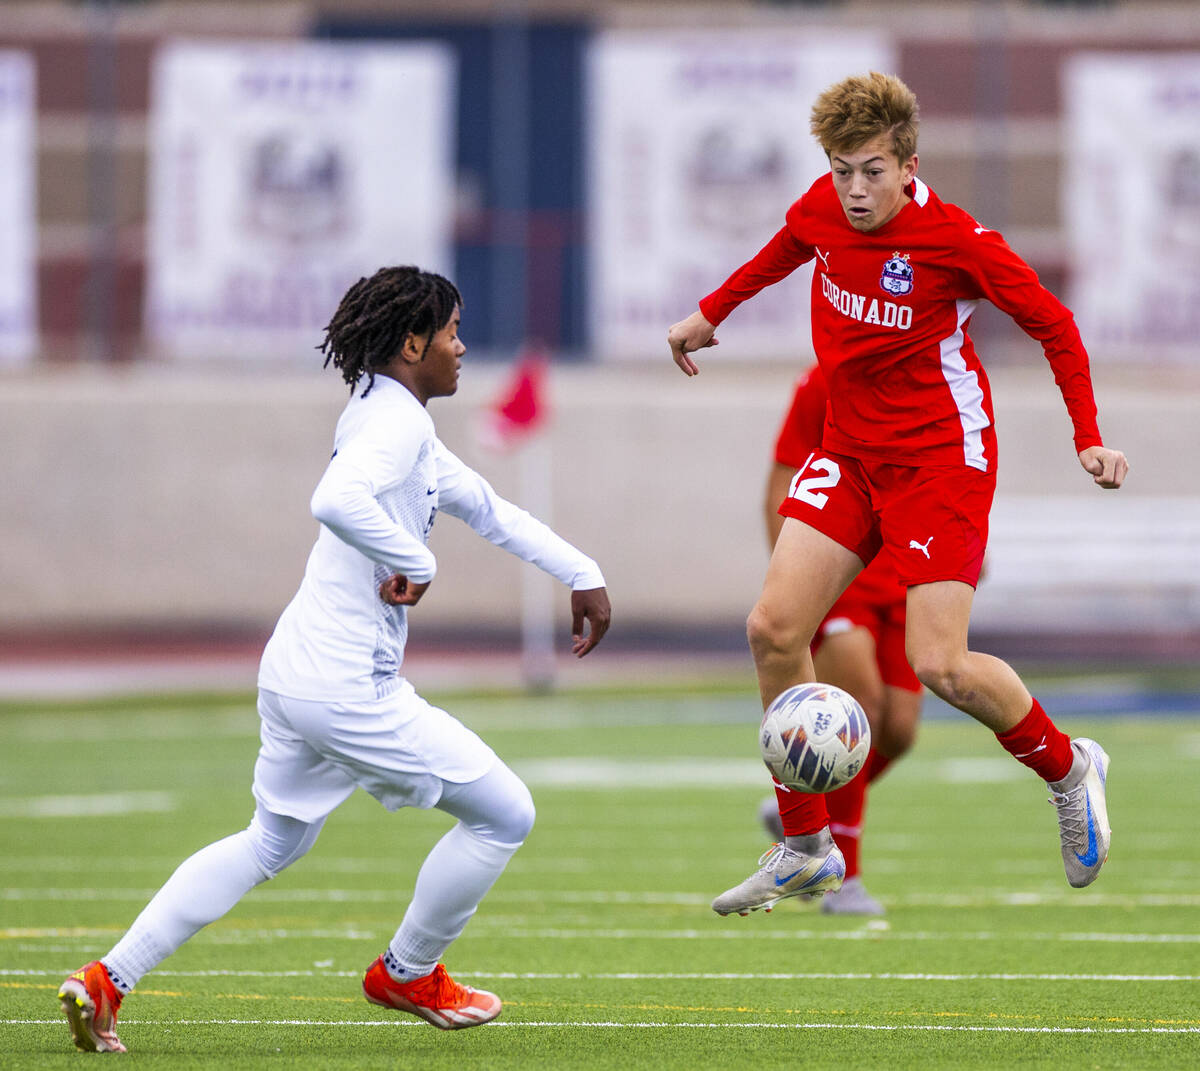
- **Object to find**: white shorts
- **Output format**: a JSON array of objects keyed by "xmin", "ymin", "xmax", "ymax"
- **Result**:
[{"xmin": 252, "ymin": 681, "xmax": 498, "ymax": 823}]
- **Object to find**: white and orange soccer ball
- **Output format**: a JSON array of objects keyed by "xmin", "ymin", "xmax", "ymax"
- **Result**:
[{"xmin": 759, "ymin": 683, "xmax": 871, "ymax": 793}]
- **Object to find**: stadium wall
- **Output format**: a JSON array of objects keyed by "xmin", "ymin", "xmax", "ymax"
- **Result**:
[
  {"xmin": 3, "ymin": 361, "xmax": 1197, "ymax": 650},
  {"xmin": 8, "ymin": 1, "xmax": 1200, "ymax": 359},
  {"xmin": 2, "ymin": 1, "xmax": 1199, "ymax": 657}
]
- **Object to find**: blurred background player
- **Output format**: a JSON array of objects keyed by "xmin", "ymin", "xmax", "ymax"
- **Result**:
[
  {"xmin": 759, "ymin": 364, "xmax": 921, "ymax": 916},
  {"xmin": 56, "ymin": 267, "xmax": 611, "ymax": 1053},
  {"xmin": 668, "ymin": 71, "xmax": 1128, "ymax": 918}
]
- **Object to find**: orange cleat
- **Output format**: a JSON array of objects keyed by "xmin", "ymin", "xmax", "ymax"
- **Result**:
[
  {"xmin": 362, "ymin": 957, "xmax": 501, "ymax": 1030},
  {"xmin": 58, "ymin": 961, "xmax": 127, "ymax": 1053}
]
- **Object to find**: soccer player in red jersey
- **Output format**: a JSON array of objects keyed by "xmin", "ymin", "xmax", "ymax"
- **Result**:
[
  {"xmin": 667, "ymin": 72, "xmax": 1127, "ymax": 916},
  {"xmin": 760, "ymin": 365, "xmax": 922, "ymax": 916}
]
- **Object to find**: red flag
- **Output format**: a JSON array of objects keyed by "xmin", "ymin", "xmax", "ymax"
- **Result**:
[{"xmin": 478, "ymin": 345, "xmax": 549, "ymax": 451}]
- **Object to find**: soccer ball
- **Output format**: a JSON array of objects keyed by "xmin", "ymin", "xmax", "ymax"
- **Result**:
[{"xmin": 759, "ymin": 683, "xmax": 871, "ymax": 793}]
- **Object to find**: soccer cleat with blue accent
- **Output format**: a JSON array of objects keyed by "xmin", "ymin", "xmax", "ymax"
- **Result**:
[
  {"xmin": 820, "ymin": 875, "xmax": 885, "ymax": 916},
  {"xmin": 1049, "ymin": 737, "xmax": 1111, "ymax": 888},
  {"xmin": 711, "ymin": 841, "xmax": 845, "ymax": 916},
  {"xmin": 58, "ymin": 961, "xmax": 126, "ymax": 1053}
]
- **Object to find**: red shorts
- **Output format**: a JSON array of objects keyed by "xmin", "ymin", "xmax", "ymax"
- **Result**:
[
  {"xmin": 779, "ymin": 450, "xmax": 993, "ymax": 588},
  {"xmin": 814, "ymin": 591, "xmax": 922, "ymax": 693}
]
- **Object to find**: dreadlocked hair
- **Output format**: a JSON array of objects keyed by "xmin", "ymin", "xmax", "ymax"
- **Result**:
[{"xmin": 319, "ymin": 266, "xmax": 462, "ymax": 396}]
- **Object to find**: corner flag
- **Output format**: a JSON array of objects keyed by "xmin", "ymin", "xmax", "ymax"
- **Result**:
[{"xmin": 478, "ymin": 345, "xmax": 549, "ymax": 451}]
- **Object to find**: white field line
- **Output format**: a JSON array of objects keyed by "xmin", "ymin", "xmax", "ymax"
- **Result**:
[
  {"xmin": 6, "ymin": 968, "xmax": 1200, "ymax": 982},
  {"xmin": 510, "ymin": 758, "xmax": 772, "ymax": 788},
  {"xmin": 6, "ymin": 1018, "xmax": 1200, "ymax": 1035},
  {"xmin": 8, "ymin": 857, "xmax": 1200, "ymax": 883},
  {"xmin": 7, "ymin": 926, "xmax": 1200, "ymax": 945},
  {"xmin": 487, "ymin": 927, "xmax": 1200, "ymax": 944},
  {"xmin": 0, "ymin": 757, "xmax": 1048, "ymax": 796},
  {"xmin": 936, "ymin": 758, "xmax": 1025, "ymax": 783},
  {"xmin": 13, "ymin": 712, "xmax": 253, "ymax": 742},
  {"xmin": 7, "ymin": 887, "xmax": 1200, "ymax": 909},
  {"xmin": 516, "ymin": 757, "xmax": 1038, "ymax": 787},
  {"xmin": 0, "ymin": 855, "xmax": 596, "ymax": 875},
  {"xmin": 0, "ymin": 792, "xmax": 176, "ymax": 818}
]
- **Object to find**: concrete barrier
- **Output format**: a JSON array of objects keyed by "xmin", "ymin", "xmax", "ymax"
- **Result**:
[{"xmin": 1, "ymin": 359, "xmax": 1196, "ymax": 640}]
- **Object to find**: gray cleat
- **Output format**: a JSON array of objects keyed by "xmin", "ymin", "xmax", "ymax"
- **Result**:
[
  {"xmin": 820, "ymin": 876, "xmax": 884, "ymax": 916},
  {"xmin": 712, "ymin": 841, "xmax": 845, "ymax": 916},
  {"xmin": 758, "ymin": 796, "xmax": 784, "ymax": 842},
  {"xmin": 1049, "ymin": 737, "xmax": 1111, "ymax": 888}
]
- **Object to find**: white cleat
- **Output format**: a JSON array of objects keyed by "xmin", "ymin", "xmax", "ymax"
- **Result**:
[
  {"xmin": 820, "ymin": 875, "xmax": 884, "ymax": 916},
  {"xmin": 1049, "ymin": 737, "xmax": 1111, "ymax": 888},
  {"xmin": 712, "ymin": 841, "xmax": 845, "ymax": 916}
]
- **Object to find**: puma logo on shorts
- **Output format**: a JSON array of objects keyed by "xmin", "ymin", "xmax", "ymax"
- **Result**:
[{"xmin": 908, "ymin": 536, "xmax": 934, "ymax": 559}]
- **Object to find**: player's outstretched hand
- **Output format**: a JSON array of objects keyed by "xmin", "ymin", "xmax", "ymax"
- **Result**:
[
  {"xmin": 379, "ymin": 574, "xmax": 431, "ymax": 606},
  {"xmin": 1078, "ymin": 445, "xmax": 1129, "ymax": 489},
  {"xmin": 667, "ymin": 311, "xmax": 718, "ymax": 376},
  {"xmin": 570, "ymin": 587, "xmax": 612, "ymax": 658}
]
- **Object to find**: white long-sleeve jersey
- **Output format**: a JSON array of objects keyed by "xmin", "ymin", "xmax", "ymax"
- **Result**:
[{"xmin": 258, "ymin": 375, "xmax": 605, "ymax": 701}]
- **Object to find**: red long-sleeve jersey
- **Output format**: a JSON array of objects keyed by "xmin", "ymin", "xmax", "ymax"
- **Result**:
[{"xmin": 700, "ymin": 174, "xmax": 1103, "ymax": 472}]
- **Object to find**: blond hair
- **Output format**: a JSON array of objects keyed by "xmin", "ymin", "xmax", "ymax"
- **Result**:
[{"xmin": 810, "ymin": 71, "xmax": 919, "ymax": 162}]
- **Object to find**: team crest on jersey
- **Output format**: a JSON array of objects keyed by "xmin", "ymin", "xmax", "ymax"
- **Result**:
[{"xmin": 880, "ymin": 253, "xmax": 914, "ymax": 296}]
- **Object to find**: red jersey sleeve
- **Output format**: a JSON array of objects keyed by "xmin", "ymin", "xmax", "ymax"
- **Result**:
[
  {"xmin": 954, "ymin": 223, "xmax": 1102, "ymax": 453},
  {"xmin": 698, "ymin": 197, "xmax": 816, "ymax": 326}
]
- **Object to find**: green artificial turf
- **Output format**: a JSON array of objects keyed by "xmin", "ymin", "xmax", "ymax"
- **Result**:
[{"xmin": 2, "ymin": 686, "xmax": 1198, "ymax": 1068}]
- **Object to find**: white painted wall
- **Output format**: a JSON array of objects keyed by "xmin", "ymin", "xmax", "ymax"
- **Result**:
[{"xmin": 1, "ymin": 360, "xmax": 1195, "ymax": 637}]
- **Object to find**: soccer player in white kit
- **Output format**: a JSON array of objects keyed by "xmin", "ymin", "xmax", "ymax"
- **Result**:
[{"xmin": 58, "ymin": 266, "xmax": 612, "ymax": 1052}]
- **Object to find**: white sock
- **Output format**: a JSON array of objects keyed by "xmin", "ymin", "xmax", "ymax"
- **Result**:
[
  {"xmin": 382, "ymin": 764, "xmax": 533, "ymax": 979},
  {"xmin": 386, "ymin": 823, "xmax": 521, "ymax": 979},
  {"xmin": 103, "ymin": 830, "xmax": 269, "ymax": 991}
]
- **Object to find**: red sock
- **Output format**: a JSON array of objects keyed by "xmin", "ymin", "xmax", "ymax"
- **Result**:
[
  {"xmin": 863, "ymin": 748, "xmax": 893, "ymax": 784},
  {"xmin": 773, "ymin": 783, "xmax": 829, "ymax": 836},
  {"xmin": 825, "ymin": 772, "xmax": 866, "ymax": 878},
  {"xmin": 995, "ymin": 698, "xmax": 1073, "ymax": 782}
]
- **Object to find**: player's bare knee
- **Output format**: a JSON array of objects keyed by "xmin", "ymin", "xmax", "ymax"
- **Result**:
[
  {"xmin": 911, "ymin": 659, "xmax": 945, "ymax": 694},
  {"xmin": 745, "ymin": 605, "xmax": 771, "ymax": 654},
  {"xmin": 855, "ymin": 682, "xmax": 887, "ymax": 722},
  {"xmin": 746, "ymin": 603, "xmax": 799, "ymax": 662},
  {"xmin": 912, "ymin": 659, "xmax": 970, "ymax": 707},
  {"xmin": 879, "ymin": 720, "xmax": 918, "ymax": 758}
]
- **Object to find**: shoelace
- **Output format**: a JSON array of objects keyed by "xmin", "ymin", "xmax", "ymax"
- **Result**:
[
  {"xmin": 397, "ymin": 964, "xmax": 469, "ymax": 1006},
  {"xmin": 1048, "ymin": 784, "xmax": 1087, "ymax": 845},
  {"xmin": 756, "ymin": 842, "xmax": 793, "ymax": 872}
]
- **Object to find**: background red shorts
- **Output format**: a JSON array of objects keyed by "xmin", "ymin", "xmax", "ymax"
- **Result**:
[
  {"xmin": 778, "ymin": 450, "xmax": 993, "ymax": 588},
  {"xmin": 814, "ymin": 592, "xmax": 922, "ymax": 693}
]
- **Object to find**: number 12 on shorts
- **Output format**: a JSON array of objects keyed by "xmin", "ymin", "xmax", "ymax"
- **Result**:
[{"xmin": 788, "ymin": 453, "xmax": 842, "ymax": 509}]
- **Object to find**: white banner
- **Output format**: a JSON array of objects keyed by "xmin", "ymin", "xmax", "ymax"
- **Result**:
[
  {"xmin": 146, "ymin": 42, "xmax": 456, "ymax": 361},
  {"xmin": 0, "ymin": 51, "xmax": 36, "ymax": 366},
  {"xmin": 1065, "ymin": 53, "xmax": 1200, "ymax": 358},
  {"xmin": 587, "ymin": 31, "xmax": 895, "ymax": 360}
]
